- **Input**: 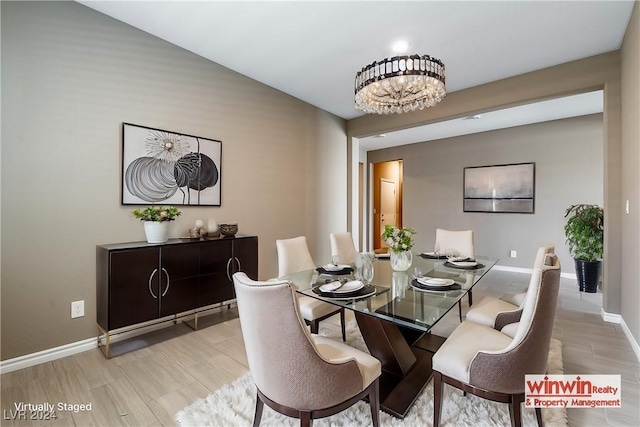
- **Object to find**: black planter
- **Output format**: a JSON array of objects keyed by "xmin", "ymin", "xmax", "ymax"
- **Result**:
[{"xmin": 574, "ymin": 258, "xmax": 601, "ymax": 293}]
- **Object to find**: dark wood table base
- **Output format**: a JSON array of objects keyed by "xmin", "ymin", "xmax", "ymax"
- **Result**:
[{"xmin": 355, "ymin": 312, "xmax": 447, "ymax": 418}]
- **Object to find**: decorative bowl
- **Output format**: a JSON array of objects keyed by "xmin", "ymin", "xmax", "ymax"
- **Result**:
[{"xmin": 219, "ymin": 223, "xmax": 238, "ymax": 237}]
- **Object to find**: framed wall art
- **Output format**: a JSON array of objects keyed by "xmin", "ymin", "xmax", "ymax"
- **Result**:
[
  {"xmin": 122, "ymin": 123, "xmax": 222, "ymax": 206},
  {"xmin": 463, "ymin": 162, "xmax": 535, "ymax": 213}
]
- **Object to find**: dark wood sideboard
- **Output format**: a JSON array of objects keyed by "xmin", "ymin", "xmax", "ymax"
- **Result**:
[{"xmin": 96, "ymin": 235, "xmax": 258, "ymax": 358}]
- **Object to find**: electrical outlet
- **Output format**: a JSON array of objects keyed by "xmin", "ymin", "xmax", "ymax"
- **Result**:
[
  {"xmin": 71, "ymin": 300, "xmax": 84, "ymax": 319},
  {"xmin": 510, "ymin": 250, "xmax": 517, "ymax": 258}
]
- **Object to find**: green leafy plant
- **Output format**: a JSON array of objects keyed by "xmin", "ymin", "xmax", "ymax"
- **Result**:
[
  {"xmin": 132, "ymin": 206, "xmax": 181, "ymax": 222},
  {"xmin": 381, "ymin": 225, "xmax": 417, "ymax": 253},
  {"xmin": 564, "ymin": 204, "xmax": 603, "ymax": 262}
]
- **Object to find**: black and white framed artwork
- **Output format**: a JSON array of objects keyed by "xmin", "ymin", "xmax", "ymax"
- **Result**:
[
  {"xmin": 122, "ymin": 123, "xmax": 222, "ymax": 206},
  {"xmin": 463, "ymin": 162, "xmax": 535, "ymax": 213}
]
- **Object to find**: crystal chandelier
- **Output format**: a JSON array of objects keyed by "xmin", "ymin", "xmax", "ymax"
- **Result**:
[{"xmin": 355, "ymin": 54, "xmax": 446, "ymax": 114}]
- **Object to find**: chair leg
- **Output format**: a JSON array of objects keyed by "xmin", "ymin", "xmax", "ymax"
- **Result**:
[
  {"xmin": 468, "ymin": 289, "xmax": 473, "ymax": 306},
  {"xmin": 434, "ymin": 371, "xmax": 443, "ymax": 427},
  {"xmin": 309, "ymin": 319, "xmax": 319, "ymax": 335},
  {"xmin": 340, "ymin": 308, "xmax": 346, "ymax": 341},
  {"xmin": 535, "ymin": 407, "xmax": 543, "ymax": 427},
  {"xmin": 369, "ymin": 379, "xmax": 380, "ymax": 427},
  {"xmin": 253, "ymin": 393, "xmax": 264, "ymax": 427},
  {"xmin": 300, "ymin": 412, "xmax": 312, "ymax": 427},
  {"xmin": 509, "ymin": 394, "xmax": 523, "ymax": 427}
]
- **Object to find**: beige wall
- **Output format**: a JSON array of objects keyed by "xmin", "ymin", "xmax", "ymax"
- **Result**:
[
  {"xmin": 620, "ymin": 3, "xmax": 640, "ymax": 344},
  {"xmin": 368, "ymin": 115, "xmax": 604, "ymax": 274},
  {"xmin": 1, "ymin": 2, "xmax": 346, "ymax": 359}
]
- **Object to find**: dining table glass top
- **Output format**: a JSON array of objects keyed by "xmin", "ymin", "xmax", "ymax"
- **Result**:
[{"xmin": 280, "ymin": 253, "xmax": 498, "ymax": 333}]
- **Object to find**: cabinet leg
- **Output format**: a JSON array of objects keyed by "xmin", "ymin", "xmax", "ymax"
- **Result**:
[{"xmin": 97, "ymin": 324, "xmax": 111, "ymax": 359}]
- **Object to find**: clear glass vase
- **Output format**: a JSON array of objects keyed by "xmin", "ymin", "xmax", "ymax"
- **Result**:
[{"xmin": 390, "ymin": 250, "xmax": 412, "ymax": 272}]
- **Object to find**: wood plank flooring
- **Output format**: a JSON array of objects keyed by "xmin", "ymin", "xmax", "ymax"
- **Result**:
[{"xmin": 1, "ymin": 271, "xmax": 638, "ymax": 426}]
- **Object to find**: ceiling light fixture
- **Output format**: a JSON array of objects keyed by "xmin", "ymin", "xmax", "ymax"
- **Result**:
[{"xmin": 355, "ymin": 54, "xmax": 446, "ymax": 115}]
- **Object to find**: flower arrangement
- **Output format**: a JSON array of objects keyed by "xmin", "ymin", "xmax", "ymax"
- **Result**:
[
  {"xmin": 132, "ymin": 206, "xmax": 181, "ymax": 222},
  {"xmin": 381, "ymin": 225, "xmax": 417, "ymax": 253}
]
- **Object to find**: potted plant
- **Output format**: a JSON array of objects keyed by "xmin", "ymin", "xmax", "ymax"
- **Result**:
[
  {"xmin": 563, "ymin": 204, "xmax": 603, "ymax": 293},
  {"xmin": 132, "ymin": 206, "xmax": 181, "ymax": 243},
  {"xmin": 381, "ymin": 225, "xmax": 417, "ymax": 271}
]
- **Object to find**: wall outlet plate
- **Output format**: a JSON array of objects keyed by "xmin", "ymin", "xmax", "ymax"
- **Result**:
[
  {"xmin": 71, "ymin": 300, "xmax": 84, "ymax": 319},
  {"xmin": 510, "ymin": 250, "xmax": 517, "ymax": 258}
]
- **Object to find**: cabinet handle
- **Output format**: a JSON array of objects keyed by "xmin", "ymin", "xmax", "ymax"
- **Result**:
[
  {"xmin": 226, "ymin": 258, "xmax": 233, "ymax": 281},
  {"xmin": 148, "ymin": 268, "xmax": 158, "ymax": 299},
  {"xmin": 161, "ymin": 268, "xmax": 170, "ymax": 297},
  {"xmin": 235, "ymin": 256, "xmax": 241, "ymax": 272}
]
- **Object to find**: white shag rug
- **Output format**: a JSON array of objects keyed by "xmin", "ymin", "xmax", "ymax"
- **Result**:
[{"xmin": 177, "ymin": 322, "xmax": 567, "ymax": 427}]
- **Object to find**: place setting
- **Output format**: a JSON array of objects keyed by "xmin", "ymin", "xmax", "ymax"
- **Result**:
[
  {"xmin": 312, "ymin": 278, "xmax": 376, "ymax": 300},
  {"xmin": 442, "ymin": 250, "xmax": 485, "ymax": 270},
  {"xmin": 409, "ymin": 267, "xmax": 461, "ymax": 292},
  {"xmin": 315, "ymin": 255, "xmax": 354, "ymax": 275},
  {"xmin": 419, "ymin": 243, "xmax": 448, "ymax": 259}
]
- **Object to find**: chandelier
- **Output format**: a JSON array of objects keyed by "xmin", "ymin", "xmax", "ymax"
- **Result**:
[{"xmin": 354, "ymin": 54, "xmax": 446, "ymax": 114}]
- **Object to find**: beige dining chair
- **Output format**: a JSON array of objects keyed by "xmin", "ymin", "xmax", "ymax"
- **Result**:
[
  {"xmin": 276, "ymin": 236, "xmax": 346, "ymax": 341},
  {"xmin": 435, "ymin": 228, "xmax": 475, "ymax": 321},
  {"xmin": 330, "ymin": 232, "xmax": 358, "ymax": 265},
  {"xmin": 465, "ymin": 245, "xmax": 554, "ymax": 336},
  {"xmin": 233, "ymin": 272, "xmax": 381, "ymax": 427},
  {"xmin": 432, "ymin": 255, "xmax": 561, "ymax": 427}
]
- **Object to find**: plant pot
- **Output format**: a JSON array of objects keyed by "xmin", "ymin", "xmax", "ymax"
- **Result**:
[
  {"xmin": 390, "ymin": 250, "xmax": 413, "ymax": 272},
  {"xmin": 143, "ymin": 221, "xmax": 170, "ymax": 244},
  {"xmin": 574, "ymin": 258, "xmax": 601, "ymax": 293}
]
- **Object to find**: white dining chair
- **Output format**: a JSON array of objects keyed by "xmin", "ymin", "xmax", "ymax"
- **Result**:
[
  {"xmin": 276, "ymin": 236, "xmax": 346, "ymax": 341},
  {"xmin": 330, "ymin": 232, "xmax": 358, "ymax": 265}
]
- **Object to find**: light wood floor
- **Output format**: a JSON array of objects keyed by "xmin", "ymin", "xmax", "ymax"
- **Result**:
[{"xmin": 1, "ymin": 270, "xmax": 638, "ymax": 426}]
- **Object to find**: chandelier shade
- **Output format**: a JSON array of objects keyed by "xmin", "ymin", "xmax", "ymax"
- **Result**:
[{"xmin": 355, "ymin": 54, "xmax": 446, "ymax": 114}]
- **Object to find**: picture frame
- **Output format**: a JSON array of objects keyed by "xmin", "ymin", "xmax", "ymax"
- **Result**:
[
  {"xmin": 463, "ymin": 162, "xmax": 535, "ymax": 213},
  {"xmin": 122, "ymin": 123, "xmax": 222, "ymax": 206}
]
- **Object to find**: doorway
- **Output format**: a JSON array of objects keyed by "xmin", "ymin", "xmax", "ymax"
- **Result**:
[{"xmin": 372, "ymin": 160, "xmax": 403, "ymax": 250}]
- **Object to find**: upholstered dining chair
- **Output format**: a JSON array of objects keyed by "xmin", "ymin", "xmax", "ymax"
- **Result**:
[
  {"xmin": 465, "ymin": 245, "xmax": 555, "ymax": 336},
  {"xmin": 232, "ymin": 272, "xmax": 381, "ymax": 427},
  {"xmin": 330, "ymin": 232, "xmax": 358, "ymax": 265},
  {"xmin": 435, "ymin": 228, "xmax": 475, "ymax": 321},
  {"xmin": 276, "ymin": 236, "xmax": 346, "ymax": 341},
  {"xmin": 432, "ymin": 255, "xmax": 561, "ymax": 427}
]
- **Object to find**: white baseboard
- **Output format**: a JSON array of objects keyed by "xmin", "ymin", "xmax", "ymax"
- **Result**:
[
  {"xmin": 600, "ymin": 308, "xmax": 640, "ymax": 363},
  {"xmin": 0, "ymin": 303, "xmax": 234, "ymax": 375},
  {"xmin": 0, "ymin": 337, "xmax": 97, "ymax": 375},
  {"xmin": 601, "ymin": 307, "xmax": 621, "ymax": 324},
  {"xmin": 493, "ymin": 264, "xmax": 577, "ymax": 280}
]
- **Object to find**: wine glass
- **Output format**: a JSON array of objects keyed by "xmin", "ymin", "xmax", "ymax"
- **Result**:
[
  {"xmin": 412, "ymin": 266, "xmax": 425, "ymax": 281},
  {"xmin": 361, "ymin": 261, "xmax": 374, "ymax": 285},
  {"xmin": 331, "ymin": 255, "xmax": 340, "ymax": 267},
  {"xmin": 434, "ymin": 242, "xmax": 441, "ymax": 257}
]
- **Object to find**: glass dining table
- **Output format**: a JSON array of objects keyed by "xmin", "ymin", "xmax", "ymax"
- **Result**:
[{"xmin": 280, "ymin": 253, "xmax": 498, "ymax": 419}]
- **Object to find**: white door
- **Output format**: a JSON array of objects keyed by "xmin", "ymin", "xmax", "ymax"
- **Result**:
[{"xmin": 380, "ymin": 178, "xmax": 397, "ymax": 248}]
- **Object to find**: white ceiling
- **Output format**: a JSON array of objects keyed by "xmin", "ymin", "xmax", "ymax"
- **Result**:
[{"xmin": 78, "ymin": 1, "xmax": 632, "ymax": 146}]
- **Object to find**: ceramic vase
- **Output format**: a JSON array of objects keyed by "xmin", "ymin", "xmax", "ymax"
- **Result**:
[
  {"xmin": 143, "ymin": 221, "xmax": 169, "ymax": 244},
  {"xmin": 390, "ymin": 250, "xmax": 412, "ymax": 272}
]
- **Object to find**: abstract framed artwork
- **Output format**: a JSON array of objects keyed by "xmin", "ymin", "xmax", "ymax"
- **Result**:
[
  {"xmin": 463, "ymin": 162, "xmax": 535, "ymax": 213},
  {"xmin": 122, "ymin": 123, "xmax": 222, "ymax": 206}
]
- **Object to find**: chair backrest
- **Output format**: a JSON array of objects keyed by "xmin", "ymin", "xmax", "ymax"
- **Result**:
[
  {"xmin": 232, "ymin": 272, "xmax": 363, "ymax": 410},
  {"xmin": 276, "ymin": 236, "xmax": 316, "ymax": 277},
  {"xmin": 330, "ymin": 232, "xmax": 357, "ymax": 265},
  {"xmin": 434, "ymin": 228, "xmax": 475, "ymax": 259},
  {"xmin": 469, "ymin": 254, "xmax": 561, "ymax": 394},
  {"xmin": 533, "ymin": 244, "xmax": 555, "ymax": 269}
]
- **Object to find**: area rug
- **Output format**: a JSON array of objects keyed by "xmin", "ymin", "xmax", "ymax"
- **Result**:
[{"xmin": 176, "ymin": 322, "xmax": 567, "ymax": 426}]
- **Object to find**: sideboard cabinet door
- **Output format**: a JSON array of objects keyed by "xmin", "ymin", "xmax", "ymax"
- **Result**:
[
  {"xmin": 199, "ymin": 239, "xmax": 234, "ymax": 306},
  {"xmin": 109, "ymin": 248, "xmax": 160, "ymax": 329},
  {"xmin": 233, "ymin": 236, "xmax": 258, "ymax": 280},
  {"xmin": 159, "ymin": 244, "xmax": 201, "ymax": 317}
]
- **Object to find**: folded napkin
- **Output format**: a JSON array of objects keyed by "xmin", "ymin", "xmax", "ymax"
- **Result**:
[{"xmin": 449, "ymin": 257, "xmax": 475, "ymax": 262}]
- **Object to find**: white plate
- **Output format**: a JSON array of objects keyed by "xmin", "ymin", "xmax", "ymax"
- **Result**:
[
  {"xmin": 449, "ymin": 261, "xmax": 478, "ymax": 267},
  {"xmin": 322, "ymin": 264, "xmax": 350, "ymax": 271},
  {"xmin": 374, "ymin": 253, "xmax": 390, "ymax": 258},
  {"xmin": 320, "ymin": 280, "xmax": 364, "ymax": 293},
  {"xmin": 417, "ymin": 277, "xmax": 455, "ymax": 287}
]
